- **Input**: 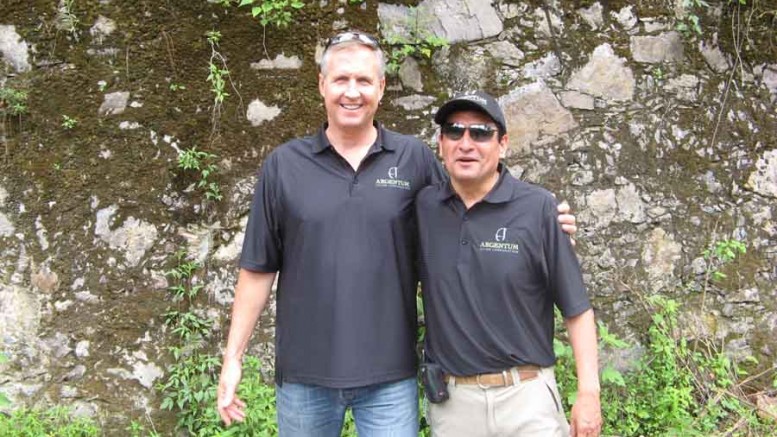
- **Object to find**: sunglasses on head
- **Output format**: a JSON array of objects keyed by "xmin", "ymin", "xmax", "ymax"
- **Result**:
[
  {"xmin": 326, "ymin": 31, "xmax": 380, "ymax": 50},
  {"xmin": 441, "ymin": 123, "xmax": 499, "ymax": 142}
]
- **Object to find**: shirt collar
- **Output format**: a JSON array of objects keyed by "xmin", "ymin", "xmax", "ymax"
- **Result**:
[
  {"xmin": 438, "ymin": 163, "xmax": 515, "ymax": 204},
  {"xmin": 313, "ymin": 122, "xmax": 394, "ymax": 154}
]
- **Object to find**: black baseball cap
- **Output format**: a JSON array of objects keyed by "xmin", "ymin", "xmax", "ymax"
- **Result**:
[{"xmin": 434, "ymin": 91, "xmax": 506, "ymax": 135}]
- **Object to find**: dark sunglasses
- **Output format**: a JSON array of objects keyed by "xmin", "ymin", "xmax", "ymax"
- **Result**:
[
  {"xmin": 326, "ymin": 31, "xmax": 380, "ymax": 50},
  {"xmin": 441, "ymin": 123, "xmax": 498, "ymax": 142}
]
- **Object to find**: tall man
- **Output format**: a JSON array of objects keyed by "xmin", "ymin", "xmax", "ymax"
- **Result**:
[
  {"xmin": 217, "ymin": 32, "xmax": 577, "ymax": 436},
  {"xmin": 416, "ymin": 91, "xmax": 602, "ymax": 437}
]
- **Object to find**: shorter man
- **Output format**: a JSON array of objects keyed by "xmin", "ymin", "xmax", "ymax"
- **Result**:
[{"xmin": 416, "ymin": 91, "xmax": 602, "ymax": 437}]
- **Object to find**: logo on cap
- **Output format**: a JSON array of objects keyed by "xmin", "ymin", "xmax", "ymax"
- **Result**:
[{"xmin": 458, "ymin": 95, "xmax": 488, "ymax": 106}]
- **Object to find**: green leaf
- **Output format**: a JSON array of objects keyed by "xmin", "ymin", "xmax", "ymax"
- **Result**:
[
  {"xmin": 601, "ymin": 366, "xmax": 626, "ymax": 387},
  {"xmin": 238, "ymin": 0, "xmax": 253, "ymax": 5}
]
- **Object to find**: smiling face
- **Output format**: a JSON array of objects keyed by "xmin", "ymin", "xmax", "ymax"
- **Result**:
[
  {"xmin": 318, "ymin": 43, "xmax": 385, "ymax": 135},
  {"xmin": 439, "ymin": 110, "xmax": 508, "ymax": 193}
]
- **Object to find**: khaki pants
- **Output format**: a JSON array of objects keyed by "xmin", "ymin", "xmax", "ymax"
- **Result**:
[{"xmin": 428, "ymin": 367, "xmax": 570, "ymax": 437}]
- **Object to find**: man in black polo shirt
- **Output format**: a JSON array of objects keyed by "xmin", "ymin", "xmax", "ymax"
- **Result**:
[
  {"xmin": 216, "ymin": 32, "xmax": 579, "ymax": 436},
  {"xmin": 416, "ymin": 91, "xmax": 602, "ymax": 437}
]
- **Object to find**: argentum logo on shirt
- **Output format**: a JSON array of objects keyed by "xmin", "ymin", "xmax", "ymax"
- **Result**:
[
  {"xmin": 375, "ymin": 166, "xmax": 411, "ymax": 190},
  {"xmin": 479, "ymin": 227, "xmax": 520, "ymax": 254}
]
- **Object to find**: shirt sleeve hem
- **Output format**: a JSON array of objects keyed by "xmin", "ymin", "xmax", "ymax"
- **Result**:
[
  {"xmin": 238, "ymin": 261, "xmax": 278, "ymax": 273},
  {"xmin": 561, "ymin": 301, "xmax": 593, "ymax": 319}
]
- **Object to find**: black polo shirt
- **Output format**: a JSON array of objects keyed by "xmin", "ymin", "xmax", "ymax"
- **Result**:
[
  {"xmin": 416, "ymin": 165, "xmax": 591, "ymax": 375},
  {"xmin": 240, "ymin": 123, "xmax": 445, "ymax": 388}
]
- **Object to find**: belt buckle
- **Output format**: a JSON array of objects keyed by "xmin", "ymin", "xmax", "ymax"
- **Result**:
[{"xmin": 475, "ymin": 370, "xmax": 510, "ymax": 388}]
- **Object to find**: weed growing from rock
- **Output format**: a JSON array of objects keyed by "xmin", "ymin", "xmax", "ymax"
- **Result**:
[
  {"xmin": 382, "ymin": 8, "xmax": 447, "ymax": 75},
  {"xmin": 0, "ymin": 353, "xmax": 9, "ymax": 408},
  {"xmin": 204, "ymin": 30, "xmax": 243, "ymax": 140},
  {"xmin": 703, "ymin": 238, "xmax": 746, "ymax": 281},
  {"xmin": 157, "ymin": 252, "xmax": 219, "ymax": 433},
  {"xmin": 0, "ymin": 87, "xmax": 28, "ymax": 118},
  {"xmin": 238, "ymin": 0, "xmax": 304, "ymax": 28},
  {"xmin": 0, "ymin": 86, "xmax": 28, "ymax": 162},
  {"xmin": 177, "ymin": 146, "xmax": 223, "ymax": 201},
  {"xmin": 0, "ymin": 406, "xmax": 100, "ymax": 436},
  {"xmin": 555, "ymin": 294, "xmax": 776, "ymax": 436},
  {"xmin": 56, "ymin": 0, "xmax": 80, "ymax": 41},
  {"xmin": 61, "ymin": 114, "xmax": 78, "ymax": 130},
  {"xmin": 237, "ymin": 0, "xmax": 304, "ymax": 59}
]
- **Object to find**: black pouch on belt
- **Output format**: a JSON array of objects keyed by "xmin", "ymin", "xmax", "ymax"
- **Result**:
[{"xmin": 420, "ymin": 360, "xmax": 449, "ymax": 404}]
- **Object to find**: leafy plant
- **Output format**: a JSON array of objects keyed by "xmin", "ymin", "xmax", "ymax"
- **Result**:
[
  {"xmin": 703, "ymin": 238, "xmax": 746, "ymax": 281},
  {"xmin": 207, "ymin": 63, "xmax": 229, "ymax": 105},
  {"xmin": 0, "ymin": 353, "xmax": 9, "ymax": 408},
  {"xmin": 57, "ymin": 0, "xmax": 80, "ymax": 39},
  {"xmin": 164, "ymin": 310, "xmax": 212, "ymax": 341},
  {"xmin": 61, "ymin": 114, "xmax": 78, "ymax": 129},
  {"xmin": 652, "ymin": 66, "xmax": 665, "ymax": 81},
  {"xmin": 0, "ymin": 87, "xmax": 28, "ymax": 117},
  {"xmin": 555, "ymin": 295, "xmax": 775, "ymax": 436},
  {"xmin": 127, "ymin": 419, "xmax": 160, "ymax": 437},
  {"xmin": 177, "ymin": 146, "xmax": 223, "ymax": 201},
  {"xmin": 205, "ymin": 30, "xmax": 229, "ymax": 108},
  {"xmin": 203, "ymin": 30, "xmax": 242, "ymax": 136},
  {"xmin": 0, "ymin": 406, "xmax": 100, "ymax": 436},
  {"xmin": 676, "ymin": 0, "xmax": 746, "ymax": 35},
  {"xmin": 165, "ymin": 251, "xmax": 203, "ymax": 302},
  {"xmin": 158, "ymin": 352, "xmax": 222, "ymax": 434},
  {"xmin": 677, "ymin": 0, "xmax": 708, "ymax": 34},
  {"xmin": 382, "ymin": 8, "xmax": 447, "ymax": 75},
  {"xmin": 237, "ymin": 0, "xmax": 304, "ymax": 28}
]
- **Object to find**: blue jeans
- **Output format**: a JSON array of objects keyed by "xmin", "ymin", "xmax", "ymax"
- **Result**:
[{"xmin": 276, "ymin": 377, "xmax": 418, "ymax": 437}]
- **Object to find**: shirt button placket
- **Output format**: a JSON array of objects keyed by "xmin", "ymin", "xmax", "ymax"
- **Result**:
[
  {"xmin": 349, "ymin": 175, "xmax": 359, "ymax": 195},
  {"xmin": 459, "ymin": 213, "xmax": 470, "ymax": 262}
]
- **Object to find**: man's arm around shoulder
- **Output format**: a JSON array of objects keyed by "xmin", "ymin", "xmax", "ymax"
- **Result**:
[
  {"xmin": 566, "ymin": 308, "xmax": 602, "ymax": 437},
  {"xmin": 217, "ymin": 268, "xmax": 277, "ymax": 426}
]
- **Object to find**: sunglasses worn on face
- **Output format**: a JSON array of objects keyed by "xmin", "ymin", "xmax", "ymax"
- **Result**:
[
  {"xmin": 326, "ymin": 32, "xmax": 380, "ymax": 50},
  {"xmin": 441, "ymin": 123, "xmax": 498, "ymax": 142}
]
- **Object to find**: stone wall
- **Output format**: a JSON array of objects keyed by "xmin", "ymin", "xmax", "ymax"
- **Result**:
[{"xmin": 1, "ymin": 0, "xmax": 775, "ymax": 433}]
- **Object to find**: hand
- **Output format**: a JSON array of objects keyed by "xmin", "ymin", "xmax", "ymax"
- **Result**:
[
  {"xmin": 570, "ymin": 391, "xmax": 602, "ymax": 437},
  {"xmin": 217, "ymin": 357, "xmax": 247, "ymax": 426},
  {"xmin": 557, "ymin": 201, "xmax": 577, "ymax": 246}
]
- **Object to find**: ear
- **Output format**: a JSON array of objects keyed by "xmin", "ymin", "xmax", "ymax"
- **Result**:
[
  {"xmin": 437, "ymin": 133, "xmax": 444, "ymax": 158},
  {"xmin": 318, "ymin": 73, "xmax": 326, "ymax": 98},
  {"xmin": 499, "ymin": 134, "xmax": 509, "ymax": 158},
  {"xmin": 378, "ymin": 76, "xmax": 386, "ymax": 101}
]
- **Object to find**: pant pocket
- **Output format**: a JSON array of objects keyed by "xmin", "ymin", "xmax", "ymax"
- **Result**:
[{"xmin": 542, "ymin": 379, "xmax": 562, "ymax": 413}]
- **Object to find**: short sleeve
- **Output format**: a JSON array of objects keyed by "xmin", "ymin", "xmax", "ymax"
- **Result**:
[{"xmin": 541, "ymin": 195, "xmax": 591, "ymax": 318}]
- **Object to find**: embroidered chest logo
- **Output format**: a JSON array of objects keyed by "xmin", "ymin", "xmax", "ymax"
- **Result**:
[
  {"xmin": 479, "ymin": 227, "xmax": 520, "ymax": 254},
  {"xmin": 375, "ymin": 166, "xmax": 411, "ymax": 190}
]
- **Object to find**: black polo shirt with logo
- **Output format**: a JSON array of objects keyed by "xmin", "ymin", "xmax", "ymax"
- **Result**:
[
  {"xmin": 240, "ymin": 123, "xmax": 445, "ymax": 388},
  {"xmin": 416, "ymin": 165, "xmax": 591, "ymax": 376}
]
